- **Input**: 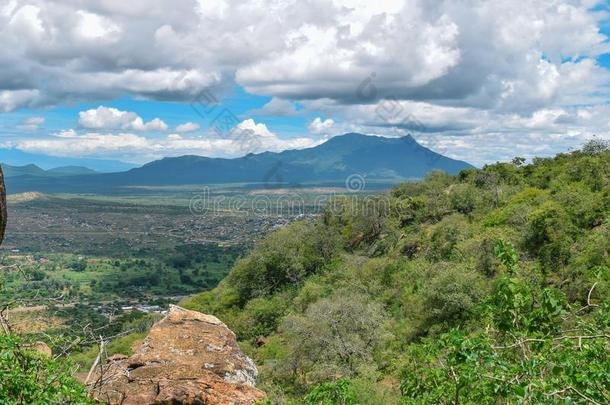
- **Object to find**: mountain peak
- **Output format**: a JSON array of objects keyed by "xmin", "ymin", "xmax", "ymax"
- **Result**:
[{"xmin": 5, "ymin": 133, "xmax": 474, "ymax": 192}]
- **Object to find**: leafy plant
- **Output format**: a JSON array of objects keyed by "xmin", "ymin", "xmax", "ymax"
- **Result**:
[
  {"xmin": 305, "ymin": 379, "xmax": 356, "ymax": 405},
  {"xmin": 0, "ymin": 334, "xmax": 95, "ymax": 404}
]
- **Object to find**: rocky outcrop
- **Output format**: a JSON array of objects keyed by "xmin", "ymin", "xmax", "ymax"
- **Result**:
[
  {"xmin": 0, "ymin": 165, "xmax": 6, "ymax": 245},
  {"xmin": 90, "ymin": 305, "xmax": 265, "ymax": 404}
]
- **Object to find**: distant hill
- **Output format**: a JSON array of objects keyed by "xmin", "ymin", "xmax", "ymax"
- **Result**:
[
  {"xmin": 0, "ymin": 148, "xmax": 136, "ymax": 172},
  {"xmin": 46, "ymin": 166, "xmax": 98, "ymax": 176},
  {"xmin": 2, "ymin": 164, "xmax": 47, "ymax": 178},
  {"xmin": 105, "ymin": 133, "xmax": 473, "ymax": 185},
  {"xmin": 4, "ymin": 134, "xmax": 473, "ymax": 193},
  {"xmin": 2, "ymin": 164, "xmax": 97, "ymax": 178}
]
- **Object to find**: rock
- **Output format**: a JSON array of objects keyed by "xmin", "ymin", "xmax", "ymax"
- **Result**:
[
  {"xmin": 0, "ymin": 165, "xmax": 6, "ymax": 245},
  {"xmin": 89, "ymin": 305, "xmax": 265, "ymax": 404},
  {"xmin": 106, "ymin": 353, "xmax": 128, "ymax": 363}
]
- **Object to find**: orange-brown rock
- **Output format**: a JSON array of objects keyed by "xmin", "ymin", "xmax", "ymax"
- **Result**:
[
  {"xmin": 106, "ymin": 353, "xmax": 128, "ymax": 363},
  {"xmin": 0, "ymin": 165, "xmax": 6, "ymax": 245},
  {"xmin": 89, "ymin": 305, "xmax": 265, "ymax": 404}
]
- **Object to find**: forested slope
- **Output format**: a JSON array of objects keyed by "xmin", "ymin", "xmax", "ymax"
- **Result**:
[{"xmin": 184, "ymin": 141, "xmax": 610, "ymax": 404}]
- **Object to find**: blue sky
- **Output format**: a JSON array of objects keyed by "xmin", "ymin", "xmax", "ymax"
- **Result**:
[{"xmin": 1, "ymin": 0, "xmax": 610, "ymax": 167}]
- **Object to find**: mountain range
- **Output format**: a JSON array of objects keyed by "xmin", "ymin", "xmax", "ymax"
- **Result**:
[
  {"xmin": 2, "ymin": 134, "xmax": 473, "ymax": 193},
  {"xmin": 3, "ymin": 164, "xmax": 97, "ymax": 178},
  {"xmin": 0, "ymin": 148, "xmax": 136, "ymax": 172}
]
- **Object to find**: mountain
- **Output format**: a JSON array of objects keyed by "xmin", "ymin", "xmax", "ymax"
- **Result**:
[
  {"xmin": 4, "ymin": 134, "xmax": 473, "ymax": 193},
  {"xmin": 2, "ymin": 164, "xmax": 97, "ymax": 178},
  {"xmin": 121, "ymin": 134, "xmax": 471, "ymax": 186},
  {"xmin": 0, "ymin": 148, "xmax": 137, "ymax": 172},
  {"xmin": 2, "ymin": 164, "xmax": 47, "ymax": 178},
  {"xmin": 46, "ymin": 166, "xmax": 98, "ymax": 176}
]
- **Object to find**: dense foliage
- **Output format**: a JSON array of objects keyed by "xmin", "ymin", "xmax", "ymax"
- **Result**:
[
  {"xmin": 184, "ymin": 143, "xmax": 610, "ymax": 403},
  {"xmin": 0, "ymin": 334, "xmax": 95, "ymax": 404}
]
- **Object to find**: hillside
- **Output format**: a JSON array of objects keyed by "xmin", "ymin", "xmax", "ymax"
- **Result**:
[
  {"xmin": 4, "ymin": 134, "xmax": 473, "ymax": 193},
  {"xmin": 2, "ymin": 163, "xmax": 97, "ymax": 178},
  {"xmin": 183, "ymin": 141, "xmax": 610, "ymax": 403}
]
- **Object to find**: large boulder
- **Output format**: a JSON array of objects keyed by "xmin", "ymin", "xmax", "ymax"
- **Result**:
[
  {"xmin": 90, "ymin": 305, "xmax": 265, "ymax": 404},
  {"xmin": 0, "ymin": 165, "xmax": 6, "ymax": 245}
]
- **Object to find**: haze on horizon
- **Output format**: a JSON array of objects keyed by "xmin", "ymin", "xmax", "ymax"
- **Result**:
[{"xmin": 0, "ymin": 0, "xmax": 609, "ymax": 167}]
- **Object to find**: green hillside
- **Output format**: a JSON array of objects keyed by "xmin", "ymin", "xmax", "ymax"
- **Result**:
[{"xmin": 183, "ymin": 140, "xmax": 610, "ymax": 404}]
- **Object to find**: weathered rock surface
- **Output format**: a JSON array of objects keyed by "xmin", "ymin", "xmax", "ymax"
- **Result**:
[
  {"xmin": 90, "ymin": 305, "xmax": 265, "ymax": 404},
  {"xmin": 0, "ymin": 165, "xmax": 6, "ymax": 245}
]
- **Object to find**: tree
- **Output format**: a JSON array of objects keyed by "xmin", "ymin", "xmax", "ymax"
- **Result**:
[
  {"xmin": 280, "ymin": 291, "xmax": 389, "ymax": 383},
  {"xmin": 581, "ymin": 138, "xmax": 609, "ymax": 155},
  {"xmin": 512, "ymin": 156, "xmax": 526, "ymax": 166}
]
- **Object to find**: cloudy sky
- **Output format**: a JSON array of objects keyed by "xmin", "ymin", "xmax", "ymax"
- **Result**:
[{"xmin": 1, "ymin": 0, "xmax": 609, "ymax": 166}]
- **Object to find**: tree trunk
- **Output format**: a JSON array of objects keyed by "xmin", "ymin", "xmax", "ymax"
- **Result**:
[{"xmin": 0, "ymin": 165, "xmax": 6, "ymax": 246}]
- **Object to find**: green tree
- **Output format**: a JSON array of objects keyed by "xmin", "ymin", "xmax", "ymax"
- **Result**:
[{"xmin": 280, "ymin": 291, "xmax": 389, "ymax": 383}]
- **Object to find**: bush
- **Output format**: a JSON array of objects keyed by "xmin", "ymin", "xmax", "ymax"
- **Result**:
[
  {"xmin": 227, "ymin": 221, "xmax": 340, "ymax": 305},
  {"xmin": 0, "ymin": 334, "xmax": 95, "ymax": 404},
  {"xmin": 280, "ymin": 291, "xmax": 389, "ymax": 383},
  {"xmin": 422, "ymin": 267, "xmax": 484, "ymax": 333},
  {"xmin": 304, "ymin": 379, "xmax": 356, "ymax": 405}
]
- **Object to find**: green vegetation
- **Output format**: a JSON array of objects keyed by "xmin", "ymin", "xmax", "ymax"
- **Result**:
[
  {"xmin": 184, "ymin": 142, "xmax": 610, "ymax": 403},
  {"xmin": 0, "ymin": 244, "xmax": 241, "ymax": 303},
  {"xmin": 0, "ymin": 321, "xmax": 95, "ymax": 404}
]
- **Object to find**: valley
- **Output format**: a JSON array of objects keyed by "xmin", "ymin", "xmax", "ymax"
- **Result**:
[{"xmin": 0, "ymin": 184, "xmax": 364, "ymax": 367}]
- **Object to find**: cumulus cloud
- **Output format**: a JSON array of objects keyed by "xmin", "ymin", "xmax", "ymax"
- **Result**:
[
  {"xmin": 308, "ymin": 117, "xmax": 336, "ymax": 134},
  {"xmin": 1, "ymin": 0, "xmax": 606, "ymax": 112},
  {"xmin": 234, "ymin": 118, "xmax": 275, "ymax": 138},
  {"xmin": 78, "ymin": 106, "xmax": 168, "ymax": 131},
  {"xmin": 1, "ymin": 0, "xmax": 610, "ymax": 163},
  {"xmin": 175, "ymin": 122, "xmax": 200, "ymax": 132},
  {"xmin": 16, "ymin": 119, "xmax": 319, "ymax": 163}
]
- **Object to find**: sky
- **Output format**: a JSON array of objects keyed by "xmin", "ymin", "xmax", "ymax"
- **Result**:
[{"xmin": 0, "ymin": 0, "xmax": 609, "ymax": 167}]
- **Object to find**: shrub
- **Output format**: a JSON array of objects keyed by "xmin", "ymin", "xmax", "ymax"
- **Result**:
[
  {"xmin": 227, "ymin": 221, "xmax": 340, "ymax": 305},
  {"xmin": 0, "ymin": 334, "xmax": 95, "ymax": 404},
  {"xmin": 422, "ymin": 267, "xmax": 484, "ymax": 332},
  {"xmin": 280, "ymin": 291, "xmax": 389, "ymax": 383}
]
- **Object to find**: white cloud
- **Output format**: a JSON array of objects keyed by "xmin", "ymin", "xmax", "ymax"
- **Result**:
[
  {"xmin": 55, "ymin": 129, "xmax": 77, "ymax": 138},
  {"xmin": 308, "ymin": 117, "xmax": 335, "ymax": 134},
  {"xmin": 0, "ymin": 90, "xmax": 39, "ymax": 112},
  {"xmin": 74, "ymin": 10, "xmax": 121, "ymax": 41},
  {"xmin": 78, "ymin": 106, "xmax": 168, "ymax": 131},
  {"xmin": 17, "ymin": 132, "xmax": 151, "ymax": 158},
  {"xmin": 135, "ymin": 117, "xmax": 168, "ymax": 131},
  {"xmin": 175, "ymin": 122, "xmax": 200, "ymax": 132},
  {"xmin": 18, "ymin": 116, "xmax": 44, "ymax": 130},
  {"xmin": 0, "ymin": 0, "xmax": 606, "ymax": 113},
  {"xmin": 15, "ymin": 119, "xmax": 320, "ymax": 163},
  {"xmin": 235, "ymin": 118, "xmax": 275, "ymax": 138},
  {"xmin": 0, "ymin": 0, "xmax": 609, "ymax": 163}
]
